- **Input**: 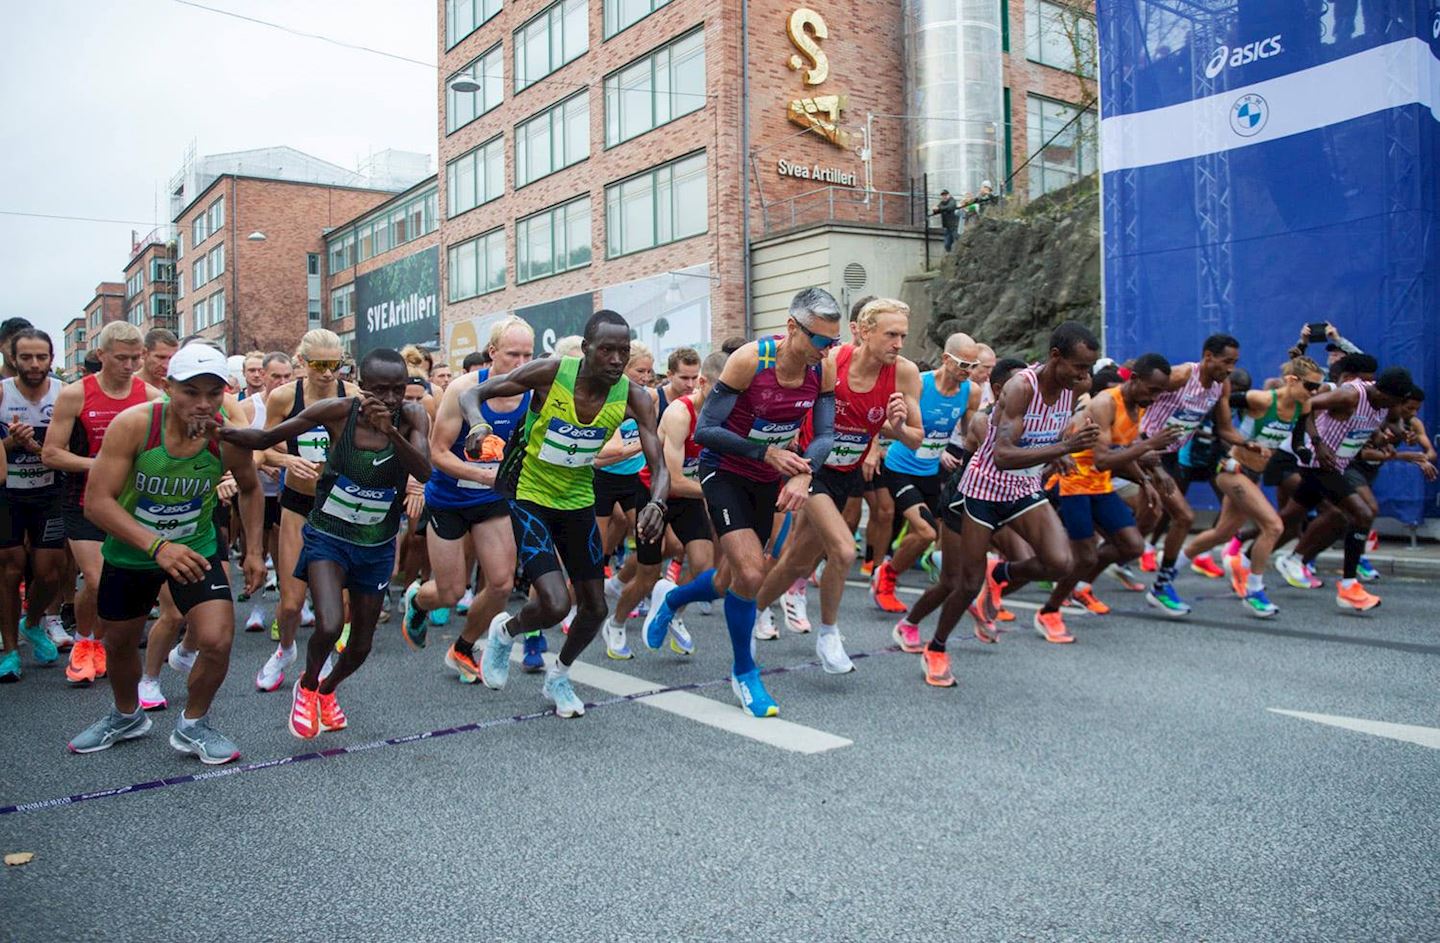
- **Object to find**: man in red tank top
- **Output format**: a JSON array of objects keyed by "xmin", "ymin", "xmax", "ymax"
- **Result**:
[
  {"xmin": 42, "ymin": 322, "xmax": 161, "ymax": 686},
  {"xmin": 753, "ymin": 298, "xmax": 924, "ymax": 675}
]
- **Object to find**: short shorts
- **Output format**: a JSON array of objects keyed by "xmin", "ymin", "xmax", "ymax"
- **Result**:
[
  {"xmin": 64, "ymin": 504, "xmax": 107, "ymax": 543},
  {"xmin": 1293, "ymin": 466, "xmax": 1356, "ymax": 509},
  {"xmin": 593, "ymin": 471, "xmax": 648, "ymax": 516},
  {"xmin": 636, "ymin": 497, "xmax": 712, "ymax": 566},
  {"xmin": 293, "ymin": 524, "xmax": 396, "ymax": 596},
  {"xmin": 1345, "ymin": 461, "xmax": 1381, "ymax": 490},
  {"xmin": 809, "ymin": 465, "xmax": 866, "ymax": 505},
  {"xmin": 280, "ymin": 487, "xmax": 315, "ymax": 519},
  {"xmin": 264, "ymin": 494, "xmax": 281, "ymax": 530},
  {"xmin": 510, "ymin": 499, "xmax": 605, "ymax": 585},
  {"xmin": 881, "ymin": 466, "xmax": 941, "ymax": 524},
  {"xmin": 428, "ymin": 500, "xmax": 511, "ymax": 541},
  {"xmin": 963, "ymin": 492, "xmax": 1050, "ymax": 532},
  {"xmin": 1263, "ymin": 449, "xmax": 1301, "ymax": 487},
  {"xmin": 938, "ymin": 469, "xmax": 967, "ymax": 532},
  {"xmin": 0, "ymin": 492, "xmax": 66, "ymax": 549},
  {"xmin": 699, "ymin": 464, "xmax": 780, "ymax": 543},
  {"xmin": 96, "ymin": 553, "xmax": 231, "ymax": 622},
  {"xmin": 1058, "ymin": 492, "xmax": 1137, "ymax": 542}
]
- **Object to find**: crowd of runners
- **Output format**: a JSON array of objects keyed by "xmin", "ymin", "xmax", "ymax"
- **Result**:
[{"xmin": 0, "ymin": 292, "xmax": 1431, "ymax": 763}]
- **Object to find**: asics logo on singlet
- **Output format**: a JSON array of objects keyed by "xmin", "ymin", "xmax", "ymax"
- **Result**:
[
  {"xmin": 758, "ymin": 422, "xmax": 797, "ymax": 434},
  {"xmin": 553, "ymin": 423, "xmax": 603, "ymax": 439},
  {"xmin": 344, "ymin": 484, "xmax": 391, "ymax": 501}
]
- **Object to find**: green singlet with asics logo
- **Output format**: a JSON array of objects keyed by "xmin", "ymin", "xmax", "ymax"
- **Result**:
[
  {"xmin": 309, "ymin": 399, "xmax": 409, "ymax": 546},
  {"xmin": 103, "ymin": 403, "xmax": 222, "ymax": 570},
  {"xmin": 512, "ymin": 355, "xmax": 629, "ymax": 511}
]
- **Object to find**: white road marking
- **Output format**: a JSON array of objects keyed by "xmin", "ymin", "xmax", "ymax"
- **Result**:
[
  {"xmin": 510, "ymin": 650, "xmax": 853, "ymax": 754},
  {"xmin": 1268, "ymin": 709, "xmax": 1440, "ymax": 750}
]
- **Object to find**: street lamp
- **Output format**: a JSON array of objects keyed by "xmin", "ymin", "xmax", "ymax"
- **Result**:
[
  {"xmin": 449, "ymin": 75, "xmax": 482, "ymax": 94},
  {"xmin": 247, "ymin": 231, "xmax": 267, "ymax": 242}
]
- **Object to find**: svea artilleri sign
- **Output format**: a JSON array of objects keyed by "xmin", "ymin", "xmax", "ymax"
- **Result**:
[{"xmin": 355, "ymin": 246, "xmax": 440, "ymax": 353}]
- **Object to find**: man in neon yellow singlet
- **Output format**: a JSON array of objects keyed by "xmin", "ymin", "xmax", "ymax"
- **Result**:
[
  {"xmin": 67, "ymin": 343, "xmax": 266, "ymax": 765},
  {"xmin": 463, "ymin": 310, "xmax": 669, "ymax": 718}
]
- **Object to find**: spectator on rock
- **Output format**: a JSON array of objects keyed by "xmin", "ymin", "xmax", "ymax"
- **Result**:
[{"xmin": 931, "ymin": 189, "xmax": 960, "ymax": 251}]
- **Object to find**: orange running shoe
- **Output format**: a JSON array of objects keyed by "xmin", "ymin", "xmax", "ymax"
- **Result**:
[
  {"xmin": 921, "ymin": 648, "xmax": 956, "ymax": 687},
  {"xmin": 983, "ymin": 558, "xmax": 1008, "ymax": 618},
  {"xmin": 969, "ymin": 604, "xmax": 997, "ymax": 644},
  {"xmin": 1070, "ymin": 587, "xmax": 1110, "ymax": 615},
  {"xmin": 444, "ymin": 643, "xmax": 482, "ymax": 683},
  {"xmin": 995, "ymin": 607, "xmax": 1015, "ymax": 623},
  {"xmin": 1190, "ymin": 556, "xmax": 1224, "ymax": 579},
  {"xmin": 91, "ymin": 640, "xmax": 107, "ymax": 679},
  {"xmin": 1034, "ymin": 610, "xmax": 1075, "ymax": 644},
  {"xmin": 1224, "ymin": 554, "xmax": 1249, "ymax": 599},
  {"xmin": 1139, "ymin": 548, "xmax": 1157, "ymax": 573},
  {"xmin": 317, "ymin": 690, "xmax": 348, "ymax": 731},
  {"xmin": 289, "ymin": 681, "xmax": 321, "ymax": 739},
  {"xmin": 1336, "ymin": 581, "xmax": 1381, "ymax": 612},
  {"xmin": 859, "ymin": 560, "xmax": 875, "ymax": 578},
  {"xmin": 870, "ymin": 562, "xmax": 908, "ymax": 614},
  {"xmin": 65, "ymin": 639, "xmax": 96, "ymax": 686}
]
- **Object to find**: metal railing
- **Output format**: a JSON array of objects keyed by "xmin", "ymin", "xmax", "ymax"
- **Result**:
[{"xmin": 759, "ymin": 187, "xmax": 923, "ymax": 237}]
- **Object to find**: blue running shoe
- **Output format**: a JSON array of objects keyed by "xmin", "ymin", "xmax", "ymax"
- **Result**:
[
  {"xmin": 1241, "ymin": 588, "xmax": 1278, "ymax": 619},
  {"xmin": 730, "ymin": 667, "xmax": 779, "ymax": 718},
  {"xmin": 521, "ymin": 633, "xmax": 545, "ymax": 673},
  {"xmin": 480, "ymin": 612, "xmax": 514, "ymax": 691},
  {"xmin": 0, "ymin": 650, "xmax": 21, "ymax": 682},
  {"xmin": 643, "ymin": 578, "xmax": 677, "ymax": 651},
  {"xmin": 1356, "ymin": 558, "xmax": 1380, "ymax": 583},
  {"xmin": 536, "ymin": 632, "xmax": 548, "ymax": 654},
  {"xmin": 401, "ymin": 580, "xmax": 428, "ymax": 650},
  {"xmin": 1144, "ymin": 582, "xmax": 1192, "ymax": 617},
  {"xmin": 429, "ymin": 607, "xmax": 452, "ymax": 627},
  {"xmin": 668, "ymin": 615, "xmax": 694, "ymax": 656},
  {"xmin": 543, "ymin": 672, "xmax": 586, "ymax": 718},
  {"xmin": 19, "ymin": 618, "xmax": 59, "ymax": 665}
]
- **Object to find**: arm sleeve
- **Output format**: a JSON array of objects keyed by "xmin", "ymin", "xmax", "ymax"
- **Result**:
[
  {"xmin": 693, "ymin": 381, "xmax": 766, "ymax": 461},
  {"xmin": 801, "ymin": 391, "xmax": 836, "ymax": 472}
]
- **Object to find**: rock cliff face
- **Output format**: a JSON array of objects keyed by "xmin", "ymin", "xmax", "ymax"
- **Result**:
[{"xmin": 926, "ymin": 175, "xmax": 1100, "ymax": 362}]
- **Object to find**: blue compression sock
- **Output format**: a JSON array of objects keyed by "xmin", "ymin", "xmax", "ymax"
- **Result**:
[
  {"xmin": 724, "ymin": 591, "xmax": 758, "ymax": 676},
  {"xmin": 666, "ymin": 568, "xmax": 720, "ymax": 609}
]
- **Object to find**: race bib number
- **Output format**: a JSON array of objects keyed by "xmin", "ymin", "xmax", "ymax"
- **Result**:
[
  {"xmin": 320, "ymin": 475, "xmax": 396, "ymax": 526},
  {"xmin": 682, "ymin": 455, "xmax": 700, "ymax": 479},
  {"xmin": 914, "ymin": 429, "xmax": 950, "ymax": 461},
  {"xmin": 1336, "ymin": 427, "xmax": 1374, "ymax": 460},
  {"xmin": 457, "ymin": 460, "xmax": 500, "ymax": 490},
  {"xmin": 537, "ymin": 418, "xmax": 606, "ymax": 468},
  {"xmin": 824, "ymin": 430, "xmax": 872, "ymax": 468},
  {"xmin": 5, "ymin": 456, "xmax": 54, "ymax": 490},
  {"xmin": 1163, "ymin": 407, "xmax": 1206, "ymax": 437},
  {"xmin": 746, "ymin": 418, "xmax": 801, "ymax": 450},
  {"xmin": 136, "ymin": 496, "xmax": 204, "ymax": 541},
  {"xmin": 296, "ymin": 429, "xmax": 331, "ymax": 463}
]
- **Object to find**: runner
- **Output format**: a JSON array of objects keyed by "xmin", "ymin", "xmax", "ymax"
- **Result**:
[
  {"xmin": 402, "ymin": 317, "xmax": 534, "ymax": 679},
  {"xmin": 692, "ymin": 287, "xmax": 839, "ymax": 716},
  {"xmin": 137, "ymin": 328, "xmax": 179, "ymax": 390},
  {"xmin": 873, "ymin": 331, "xmax": 981, "ymax": 612},
  {"xmin": 42, "ymin": 321, "xmax": 161, "ymax": 686},
  {"xmin": 223, "ymin": 348, "xmax": 430, "ymax": 737},
  {"xmin": 253, "ymin": 330, "xmax": 349, "ymax": 690},
  {"xmin": 67, "ymin": 343, "xmax": 265, "ymax": 763},
  {"xmin": 472, "ymin": 310, "xmax": 669, "ymax": 718},
  {"xmin": 239, "ymin": 351, "xmax": 266, "ymax": 401},
  {"xmin": 918, "ymin": 322, "xmax": 1100, "ymax": 687}
]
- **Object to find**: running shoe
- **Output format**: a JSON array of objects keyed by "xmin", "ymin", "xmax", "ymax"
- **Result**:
[
  {"xmin": 255, "ymin": 644, "xmax": 296, "ymax": 692},
  {"xmin": 1356, "ymin": 558, "xmax": 1380, "ymax": 583},
  {"xmin": 521, "ymin": 633, "xmax": 546, "ymax": 673},
  {"xmin": 138, "ymin": 676, "xmax": 168, "ymax": 711},
  {"xmin": 1274, "ymin": 552, "xmax": 1312, "ymax": 590},
  {"xmin": 401, "ymin": 580, "xmax": 428, "ymax": 650},
  {"xmin": 68, "ymin": 709, "xmax": 151, "ymax": 754},
  {"xmin": 1224, "ymin": 553, "xmax": 1250, "ymax": 599},
  {"xmin": 264, "ymin": 569, "xmax": 278, "ymax": 593},
  {"xmin": 560, "ymin": 605, "xmax": 577, "ymax": 634},
  {"xmin": 0, "ymin": 650, "xmax": 20, "ymax": 683},
  {"xmin": 1241, "ymin": 588, "xmax": 1279, "ymax": 618},
  {"xmin": 730, "ymin": 667, "xmax": 779, "ymax": 717},
  {"xmin": 892, "ymin": 620, "xmax": 923, "ymax": 654},
  {"xmin": 65, "ymin": 638, "xmax": 97, "ymax": 686},
  {"xmin": 1190, "ymin": 556, "xmax": 1224, "ymax": 579},
  {"xmin": 18, "ymin": 618, "xmax": 59, "ymax": 665},
  {"xmin": 699, "ymin": 600, "xmax": 713, "ymax": 616},
  {"xmin": 982, "ymin": 557, "xmax": 1008, "ymax": 619},
  {"xmin": 289, "ymin": 681, "xmax": 321, "ymax": 739},
  {"xmin": 1366, "ymin": 529, "xmax": 1379, "ymax": 553},
  {"xmin": 543, "ymin": 672, "xmax": 586, "ymax": 718},
  {"xmin": 815, "ymin": 631, "xmax": 855, "ymax": 674},
  {"xmin": 859, "ymin": 560, "xmax": 874, "ymax": 579},
  {"xmin": 1139, "ymin": 547, "xmax": 1158, "ymax": 573},
  {"xmin": 1303, "ymin": 563, "xmax": 1323, "ymax": 589},
  {"xmin": 245, "ymin": 608, "xmax": 265, "ymax": 632},
  {"xmin": 93, "ymin": 641, "xmax": 107, "ymax": 679},
  {"xmin": 969, "ymin": 603, "xmax": 998, "ymax": 644},
  {"xmin": 1144, "ymin": 583, "xmax": 1192, "ymax": 617},
  {"xmin": 1106, "ymin": 563, "xmax": 1145, "ymax": 592},
  {"xmin": 754, "ymin": 606, "xmax": 778, "ymax": 641},
  {"xmin": 870, "ymin": 562, "xmax": 908, "ymax": 614},
  {"xmin": 809, "ymin": 561, "xmax": 824, "ymax": 586},
  {"xmin": 170, "ymin": 717, "xmax": 240, "ymax": 764},
  {"xmin": 456, "ymin": 588, "xmax": 474, "ymax": 614},
  {"xmin": 921, "ymin": 648, "xmax": 956, "ymax": 687},
  {"xmin": 1336, "ymin": 581, "xmax": 1381, "ymax": 612},
  {"xmin": 920, "ymin": 548, "xmax": 941, "ymax": 583},
  {"xmin": 643, "ymin": 578, "xmax": 677, "ymax": 651},
  {"xmin": 603, "ymin": 575, "xmax": 623, "ymax": 611},
  {"xmin": 300, "ymin": 599, "xmax": 316, "ymax": 627},
  {"xmin": 665, "ymin": 559, "xmax": 683, "ymax": 583},
  {"xmin": 480, "ymin": 613, "xmax": 514, "ymax": 691},
  {"xmin": 668, "ymin": 616, "xmax": 694, "ymax": 656},
  {"xmin": 42, "ymin": 615, "xmax": 73, "ymax": 650},
  {"xmin": 1069, "ymin": 587, "xmax": 1110, "ymax": 615},
  {"xmin": 168, "ymin": 643, "xmax": 198, "ymax": 675},
  {"xmin": 995, "ymin": 608, "xmax": 1015, "ymax": 623},
  {"xmin": 269, "ymin": 619, "xmax": 280, "ymax": 641},
  {"xmin": 782, "ymin": 585, "xmax": 811, "ymax": 633},
  {"xmin": 445, "ymin": 643, "xmax": 482, "ymax": 684},
  {"xmin": 317, "ymin": 690, "xmax": 347, "ymax": 731},
  {"xmin": 318, "ymin": 651, "xmax": 337, "ymax": 683},
  {"xmin": 429, "ymin": 607, "xmax": 452, "ymax": 627},
  {"xmin": 603, "ymin": 620, "xmax": 633, "ymax": 660},
  {"xmin": 336, "ymin": 622, "xmax": 351, "ymax": 653},
  {"xmin": 1034, "ymin": 610, "xmax": 1075, "ymax": 644}
]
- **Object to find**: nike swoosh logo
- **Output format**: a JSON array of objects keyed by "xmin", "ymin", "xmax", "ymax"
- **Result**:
[
  {"xmin": 209, "ymin": 584, "xmax": 227, "ymax": 591},
  {"xmin": 371, "ymin": 456, "xmax": 392, "ymax": 466}
]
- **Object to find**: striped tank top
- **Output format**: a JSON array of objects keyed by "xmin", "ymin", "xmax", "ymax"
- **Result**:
[
  {"xmin": 961, "ymin": 367, "xmax": 1074, "ymax": 502},
  {"xmin": 1139, "ymin": 363, "xmax": 1221, "ymax": 452},
  {"xmin": 1302, "ymin": 380, "xmax": 1387, "ymax": 472}
]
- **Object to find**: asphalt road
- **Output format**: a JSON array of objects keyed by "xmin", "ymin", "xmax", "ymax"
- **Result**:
[{"xmin": 2, "ymin": 566, "xmax": 1437, "ymax": 942}]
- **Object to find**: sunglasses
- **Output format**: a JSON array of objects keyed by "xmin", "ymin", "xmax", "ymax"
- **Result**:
[
  {"xmin": 1302, "ymin": 380, "xmax": 1322, "ymax": 392},
  {"xmin": 794, "ymin": 319, "xmax": 839, "ymax": 351},
  {"xmin": 306, "ymin": 359, "xmax": 341, "ymax": 373},
  {"xmin": 946, "ymin": 353, "xmax": 981, "ymax": 370}
]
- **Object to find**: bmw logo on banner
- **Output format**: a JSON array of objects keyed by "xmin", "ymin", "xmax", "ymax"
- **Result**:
[{"xmin": 1230, "ymin": 94, "xmax": 1268, "ymax": 137}]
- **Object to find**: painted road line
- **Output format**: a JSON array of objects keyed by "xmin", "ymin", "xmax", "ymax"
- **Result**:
[{"xmin": 1268, "ymin": 709, "xmax": 1440, "ymax": 750}]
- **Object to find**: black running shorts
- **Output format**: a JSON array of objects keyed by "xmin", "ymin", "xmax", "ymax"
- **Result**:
[
  {"xmin": 97, "ymin": 554, "xmax": 231, "ymax": 622},
  {"xmin": 809, "ymin": 465, "xmax": 866, "ymax": 505},
  {"xmin": 0, "ymin": 492, "xmax": 66, "ymax": 550},
  {"xmin": 699, "ymin": 464, "xmax": 780, "ymax": 544},
  {"xmin": 428, "ymin": 500, "xmax": 510, "ymax": 541},
  {"xmin": 510, "ymin": 499, "xmax": 605, "ymax": 585},
  {"xmin": 636, "ymin": 497, "xmax": 712, "ymax": 566},
  {"xmin": 593, "ymin": 471, "xmax": 648, "ymax": 516},
  {"xmin": 881, "ymin": 466, "xmax": 942, "ymax": 524}
]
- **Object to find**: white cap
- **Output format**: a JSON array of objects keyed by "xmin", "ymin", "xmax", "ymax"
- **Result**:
[
  {"xmin": 168, "ymin": 343, "xmax": 230, "ymax": 383},
  {"xmin": 981, "ymin": 180, "xmax": 993, "ymax": 189}
]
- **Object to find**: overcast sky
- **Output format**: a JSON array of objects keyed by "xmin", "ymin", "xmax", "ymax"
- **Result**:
[{"xmin": 0, "ymin": 0, "xmax": 436, "ymax": 348}]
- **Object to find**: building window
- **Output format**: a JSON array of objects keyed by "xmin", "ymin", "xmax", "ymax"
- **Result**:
[
  {"xmin": 153, "ymin": 295, "xmax": 175, "ymax": 318},
  {"xmin": 193, "ymin": 297, "xmax": 208, "ymax": 330},
  {"xmin": 604, "ymin": 29, "xmax": 704, "ymax": 147},
  {"xmin": 194, "ymin": 255, "xmax": 209, "ymax": 290},
  {"xmin": 446, "ymin": 0, "xmax": 502, "ymax": 49},
  {"xmin": 176, "ymin": 233, "xmax": 184, "ymax": 259},
  {"xmin": 152, "ymin": 259, "xmax": 175, "ymax": 282},
  {"xmin": 447, "ymin": 43, "xmax": 505, "ymax": 132},
  {"xmin": 517, "ymin": 196, "xmax": 591, "ymax": 283},
  {"xmin": 208, "ymin": 244, "xmax": 225, "ymax": 279},
  {"xmin": 1025, "ymin": 94, "xmax": 1097, "ymax": 199},
  {"xmin": 1026, "ymin": 1, "xmax": 1096, "ymax": 77},
  {"xmin": 330, "ymin": 284, "xmax": 355, "ymax": 322},
  {"xmin": 127, "ymin": 300, "xmax": 144, "ymax": 326},
  {"xmin": 328, "ymin": 231, "xmax": 356, "ymax": 273},
  {"xmin": 373, "ymin": 215, "xmax": 392, "ymax": 255},
  {"xmin": 447, "ymin": 228, "xmax": 506, "ymax": 301},
  {"xmin": 604, "ymin": 0, "xmax": 671, "ymax": 38},
  {"xmin": 209, "ymin": 289, "xmax": 225, "ymax": 324},
  {"xmin": 307, "ymin": 253, "xmax": 320, "ymax": 276},
  {"xmin": 192, "ymin": 214, "xmax": 207, "ymax": 246},
  {"xmin": 514, "ymin": 0, "xmax": 588, "ymax": 93},
  {"xmin": 126, "ymin": 271, "xmax": 144, "ymax": 299},
  {"xmin": 177, "ymin": 270, "xmax": 185, "ymax": 299},
  {"xmin": 515, "ymin": 91, "xmax": 590, "ymax": 188},
  {"xmin": 446, "ymin": 136, "xmax": 505, "ymax": 217},
  {"xmin": 208, "ymin": 197, "xmax": 225, "ymax": 235},
  {"xmin": 605, "ymin": 151, "xmax": 707, "ymax": 258}
]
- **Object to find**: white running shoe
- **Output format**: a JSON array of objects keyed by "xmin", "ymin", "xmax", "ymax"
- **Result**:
[
  {"xmin": 603, "ymin": 575, "xmax": 624, "ymax": 609},
  {"xmin": 698, "ymin": 600, "xmax": 713, "ymax": 616},
  {"xmin": 318, "ymin": 650, "xmax": 338, "ymax": 683},
  {"xmin": 43, "ymin": 615, "xmax": 74, "ymax": 650},
  {"xmin": 167, "ymin": 644, "xmax": 198, "ymax": 675},
  {"xmin": 782, "ymin": 587, "xmax": 811, "ymax": 633},
  {"xmin": 753, "ymin": 606, "xmax": 778, "ymax": 641},
  {"xmin": 815, "ymin": 630, "xmax": 855, "ymax": 674},
  {"xmin": 602, "ymin": 619, "xmax": 633, "ymax": 660},
  {"xmin": 264, "ymin": 568, "xmax": 278, "ymax": 592},
  {"xmin": 456, "ymin": 587, "xmax": 475, "ymax": 614},
  {"xmin": 255, "ymin": 644, "xmax": 297, "ymax": 692},
  {"xmin": 137, "ymin": 676, "xmax": 167, "ymax": 711},
  {"xmin": 300, "ymin": 599, "xmax": 316, "ymax": 627},
  {"xmin": 245, "ymin": 608, "xmax": 265, "ymax": 632},
  {"xmin": 1273, "ymin": 551, "xmax": 1312, "ymax": 590}
]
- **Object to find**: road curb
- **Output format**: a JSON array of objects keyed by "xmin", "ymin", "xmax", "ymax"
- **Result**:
[{"xmin": 1313, "ymin": 550, "xmax": 1440, "ymax": 580}]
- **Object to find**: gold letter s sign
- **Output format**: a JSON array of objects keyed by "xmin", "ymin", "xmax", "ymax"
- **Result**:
[{"xmin": 787, "ymin": 8, "xmax": 828, "ymax": 86}]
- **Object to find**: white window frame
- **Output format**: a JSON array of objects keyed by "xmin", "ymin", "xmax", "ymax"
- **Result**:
[
  {"xmin": 208, "ymin": 244, "xmax": 225, "ymax": 279},
  {"xmin": 193, "ymin": 255, "xmax": 208, "ymax": 290},
  {"xmin": 447, "ymin": 228, "xmax": 507, "ymax": 302},
  {"xmin": 208, "ymin": 197, "xmax": 225, "ymax": 234},
  {"xmin": 209, "ymin": 289, "xmax": 225, "ymax": 325}
]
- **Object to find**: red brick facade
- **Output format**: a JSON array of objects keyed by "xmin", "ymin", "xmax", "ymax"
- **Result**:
[
  {"xmin": 82, "ymin": 282, "xmax": 125, "ymax": 336},
  {"xmin": 1003, "ymin": 0, "xmax": 1097, "ymax": 198},
  {"xmin": 62, "ymin": 316, "xmax": 86, "ymax": 377},
  {"xmin": 123, "ymin": 235, "xmax": 178, "ymax": 337}
]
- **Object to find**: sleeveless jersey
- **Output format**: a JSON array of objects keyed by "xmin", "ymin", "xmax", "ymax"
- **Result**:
[
  {"xmin": 885, "ymin": 372, "xmax": 970, "ymax": 476},
  {"xmin": 1139, "ymin": 364, "xmax": 1222, "ymax": 452},
  {"xmin": 1061, "ymin": 385, "xmax": 1140, "ymax": 497},
  {"xmin": 310, "ymin": 400, "xmax": 410, "ymax": 546},
  {"xmin": 640, "ymin": 396, "xmax": 702, "ymax": 488},
  {"xmin": 284, "ymin": 378, "xmax": 348, "ymax": 490},
  {"xmin": 102, "ymin": 403, "xmax": 221, "ymax": 569},
  {"xmin": 69, "ymin": 374, "xmax": 151, "ymax": 506},
  {"xmin": 822, "ymin": 344, "xmax": 898, "ymax": 472},
  {"xmin": 1, "ymin": 377, "xmax": 60, "ymax": 494},
  {"xmin": 598, "ymin": 418, "xmax": 645, "ymax": 476},
  {"xmin": 425, "ymin": 368, "xmax": 531, "ymax": 510},
  {"xmin": 512, "ymin": 355, "xmax": 629, "ymax": 510},
  {"xmin": 1302, "ymin": 380, "xmax": 1388, "ymax": 472},
  {"xmin": 707, "ymin": 337, "xmax": 821, "ymax": 483},
  {"xmin": 962, "ymin": 367, "xmax": 1075, "ymax": 502},
  {"xmin": 1238, "ymin": 390, "xmax": 1300, "ymax": 450}
]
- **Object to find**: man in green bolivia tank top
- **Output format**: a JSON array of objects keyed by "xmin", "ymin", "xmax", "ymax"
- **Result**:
[
  {"xmin": 67, "ymin": 343, "xmax": 266, "ymax": 765},
  {"xmin": 221, "ymin": 348, "xmax": 431, "ymax": 740},
  {"xmin": 461, "ymin": 310, "xmax": 669, "ymax": 718}
]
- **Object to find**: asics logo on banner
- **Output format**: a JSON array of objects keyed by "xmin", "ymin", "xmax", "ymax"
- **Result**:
[
  {"xmin": 1205, "ymin": 35, "xmax": 1283, "ymax": 78},
  {"xmin": 1230, "ymin": 94, "xmax": 1268, "ymax": 137},
  {"xmin": 1433, "ymin": 12, "xmax": 1440, "ymax": 39}
]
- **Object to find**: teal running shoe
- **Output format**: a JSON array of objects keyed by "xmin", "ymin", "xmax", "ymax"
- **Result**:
[
  {"xmin": 1144, "ymin": 583, "xmax": 1192, "ymax": 617},
  {"xmin": 730, "ymin": 667, "xmax": 779, "ymax": 718},
  {"xmin": 1241, "ymin": 588, "xmax": 1278, "ymax": 619},
  {"xmin": 480, "ymin": 613, "xmax": 514, "ymax": 690},
  {"xmin": 543, "ymin": 672, "xmax": 586, "ymax": 718},
  {"xmin": 169, "ymin": 717, "xmax": 241, "ymax": 765},
  {"xmin": 68, "ymin": 708, "xmax": 152, "ymax": 754},
  {"xmin": 401, "ymin": 580, "xmax": 428, "ymax": 650},
  {"xmin": 0, "ymin": 650, "xmax": 21, "ymax": 682},
  {"xmin": 429, "ymin": 607, "xmax": 452, "ymax": 627},
  {"xmin": 19, "ymin": 618, "xmax": 59, "ymax": 665}
]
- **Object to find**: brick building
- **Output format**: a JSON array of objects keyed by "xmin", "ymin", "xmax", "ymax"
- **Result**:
[
  {"xmin": 122, "ymin": 228, "xmax": 178, "ymax": 336},
  {"xmin": 82, "ymin": 281, "xmax": 125, "ymax": 339},
  {"xmin": 62, "ymin": 316, "xmax": 86, "ymax": 377}
]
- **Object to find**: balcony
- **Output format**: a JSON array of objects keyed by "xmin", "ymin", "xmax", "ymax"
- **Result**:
[{"xmin": 758, "ymin": 187, "xmax": 924, "ymax": 238}]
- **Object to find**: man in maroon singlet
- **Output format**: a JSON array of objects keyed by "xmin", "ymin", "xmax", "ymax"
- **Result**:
[{"xmin": 43, "ymin": 321, "xmax": 163, "ymax": 686}]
